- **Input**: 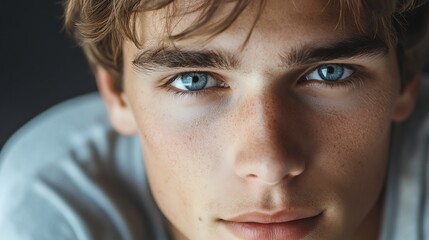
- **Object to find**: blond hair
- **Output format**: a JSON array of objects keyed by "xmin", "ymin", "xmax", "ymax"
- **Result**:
[{"xmin": 64, "ymin": 0, "xmax": 429, "ymax": 91}]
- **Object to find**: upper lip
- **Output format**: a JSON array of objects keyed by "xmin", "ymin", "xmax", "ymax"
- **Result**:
[{"xmin": 223, "ymin": 209, "xmax": 321, "ymax": 224}]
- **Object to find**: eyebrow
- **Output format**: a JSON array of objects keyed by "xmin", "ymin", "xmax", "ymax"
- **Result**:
[
  {"xmin": 132, "ymin": 36, "xmax": 389, "ymax": 72},
  {"xmin": 132, "ymin": 47, "xmax": 239, "ymax": 71},
  {"xmin": 281, "ymin": 36, "xmax": 389, "ymax": 67}
]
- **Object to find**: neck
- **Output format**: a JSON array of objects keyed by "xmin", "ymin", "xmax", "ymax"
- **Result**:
[
  {"xmin": 352, "ymin": 197, "xmax": 383, "ymax": 240},
  {"xmin": 168, "ymin": 222, "xmax": 188, "ymax": 240}
]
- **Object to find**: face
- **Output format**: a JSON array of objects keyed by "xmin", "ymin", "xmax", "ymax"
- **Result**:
[{"xmin": 110, "ymin": 0, "xmax": 411, "ymax": 239}]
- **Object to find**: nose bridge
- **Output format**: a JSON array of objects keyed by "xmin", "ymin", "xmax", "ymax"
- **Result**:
[
  {"xmin": 232, "ymin": 88, "xmax": 305, "ymax": 185},
  {"xmin": 245, "ymin": 91, "xmax": 279, "ymax": 143}
]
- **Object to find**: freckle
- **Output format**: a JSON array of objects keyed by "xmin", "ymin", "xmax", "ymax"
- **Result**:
[{"xmin": 198, "ymin": 217, "xmax": 202, "ymax": 222}]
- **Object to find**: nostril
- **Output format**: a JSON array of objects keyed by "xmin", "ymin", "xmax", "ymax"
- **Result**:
[
  {"xmin": 247, "ymin": 174, "xmax": 257, "ymax": 179},
  {"xmin": 234, "ymin": 152, "xmax": 306, "ymax": 185}
]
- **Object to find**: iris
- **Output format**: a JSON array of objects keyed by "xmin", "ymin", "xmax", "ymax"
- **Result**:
[
  {"xmin": 317, "ymin": 65, "xmax": 345, "ymax": 81},
  {"xmin": 180, "ymin": 73, "xmax": 208, "ymax": 91}
]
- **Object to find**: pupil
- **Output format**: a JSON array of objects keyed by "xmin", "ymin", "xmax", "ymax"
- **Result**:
[
  {"xmin": 327, "ymin": 66, "xmax": 335, "ymax": 74},
  {"xmin": 192, "ymin": 76, "xmax": 199, "ymax": 83}
]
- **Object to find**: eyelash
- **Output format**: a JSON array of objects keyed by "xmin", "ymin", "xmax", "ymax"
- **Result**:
[
  {"xmin": 161, "ymin": 71, "xmax": 223, "ymax": 98},
  {"xmin": 161, "ymin": 64, "xmax": 364, "ymax": 98},
  {"xmin": 302, "ymin": 65, "xmax": 365, "ymax": 89},
  {"xmin": 164, "ymin": 86, "xmax": 209, "ymax": 98}
]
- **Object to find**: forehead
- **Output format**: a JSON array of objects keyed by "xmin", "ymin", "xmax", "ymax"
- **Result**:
[{"xmin": 134, "ymin": 0, "xmax": 363, "ymax": 49}]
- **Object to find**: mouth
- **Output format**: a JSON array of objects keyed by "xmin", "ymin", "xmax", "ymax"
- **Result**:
[{"xmin": 221, "ymin": 210, "xmax": 323, "ymax": 240}]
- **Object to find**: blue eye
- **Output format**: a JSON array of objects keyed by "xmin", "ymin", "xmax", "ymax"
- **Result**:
[
  {"xmin": 170, "ymin": 72, "xmax": 218, "ymax": 91},
  {"xmin": 306, "ymin": 64, "xmax": 353, "ymax": 81}
]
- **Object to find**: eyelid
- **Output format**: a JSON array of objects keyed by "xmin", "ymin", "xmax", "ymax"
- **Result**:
[
  {"xmin": 162, "ymin": 71, "xmax": 218, "ymax": 84},
  {"xmin": 162, "ymin": 71, "xmax": 229, "ymax": 94},
  {"xmin": 297, "ymin": 63, "xmax": 368, "ymax": 89},
  {"xmin": 305, "ymin": 64, "xmax": 354, "ymax": 81}
]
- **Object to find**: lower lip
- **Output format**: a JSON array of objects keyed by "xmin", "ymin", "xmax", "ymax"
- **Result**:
[{"xmin": 222, "ymin": 214, "xmax": 321, "ymax": 240}]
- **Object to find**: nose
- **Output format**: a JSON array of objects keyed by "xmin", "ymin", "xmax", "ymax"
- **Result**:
[{"xmin": 231, "ymin": 92, "xmax": 306, "ymax": 185}]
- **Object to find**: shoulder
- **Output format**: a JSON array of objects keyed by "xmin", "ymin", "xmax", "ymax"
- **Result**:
[
  {"xmin": 0, "ymin": 93, "xmax": 150, "ymax": 240},
  {"xmin": 0, "ymin": 92, "xmax": 109, "ymax": 169},
  {"xmin": 0, "ymin": 92, "xmax": 111, "ymax": 185}
]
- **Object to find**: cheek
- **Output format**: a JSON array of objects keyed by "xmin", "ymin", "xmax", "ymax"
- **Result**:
[
  {"xmin": 302, "ymin": 85, "xmax": 397, "ymax": 229},
  {"xmin": 132, "ymin": 98, "xmax": 225, "ymax": 235}
]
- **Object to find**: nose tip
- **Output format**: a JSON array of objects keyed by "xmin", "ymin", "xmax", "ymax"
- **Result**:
[
  {"xmin": 236, "ymin": 156, "xmax": 305, "ymax": 185},
  {"xmin": 233, "ymin": 145, "xmax": 306, "ymax": 185}
]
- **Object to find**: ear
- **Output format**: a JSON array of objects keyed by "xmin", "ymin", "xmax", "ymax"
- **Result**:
[
  {"xmin": 392, "ymin": 74, "xmax": 421, "ymax": 122},
  {"xmin": 95, "ymin": 67, "xmax": 138, "ymax": 135}
]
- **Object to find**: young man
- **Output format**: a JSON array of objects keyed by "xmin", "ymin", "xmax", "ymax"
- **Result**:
[{"xmin": 0, "ymin": 0, "xmax": 428, "ymax": 239}]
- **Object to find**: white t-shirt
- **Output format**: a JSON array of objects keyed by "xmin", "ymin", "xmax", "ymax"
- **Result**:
[
  {"xmin": 0, "ymin": 79, "xmax": 428, "ymax": 240},
  {"xmin": 0, "ymin": 94, "xmax": 170, "ymax": 240}
]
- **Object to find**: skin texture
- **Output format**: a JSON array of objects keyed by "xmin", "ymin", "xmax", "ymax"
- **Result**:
[{"xmin": 96, "ymin": 0, "xmax": 420, "ymax": 239}]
